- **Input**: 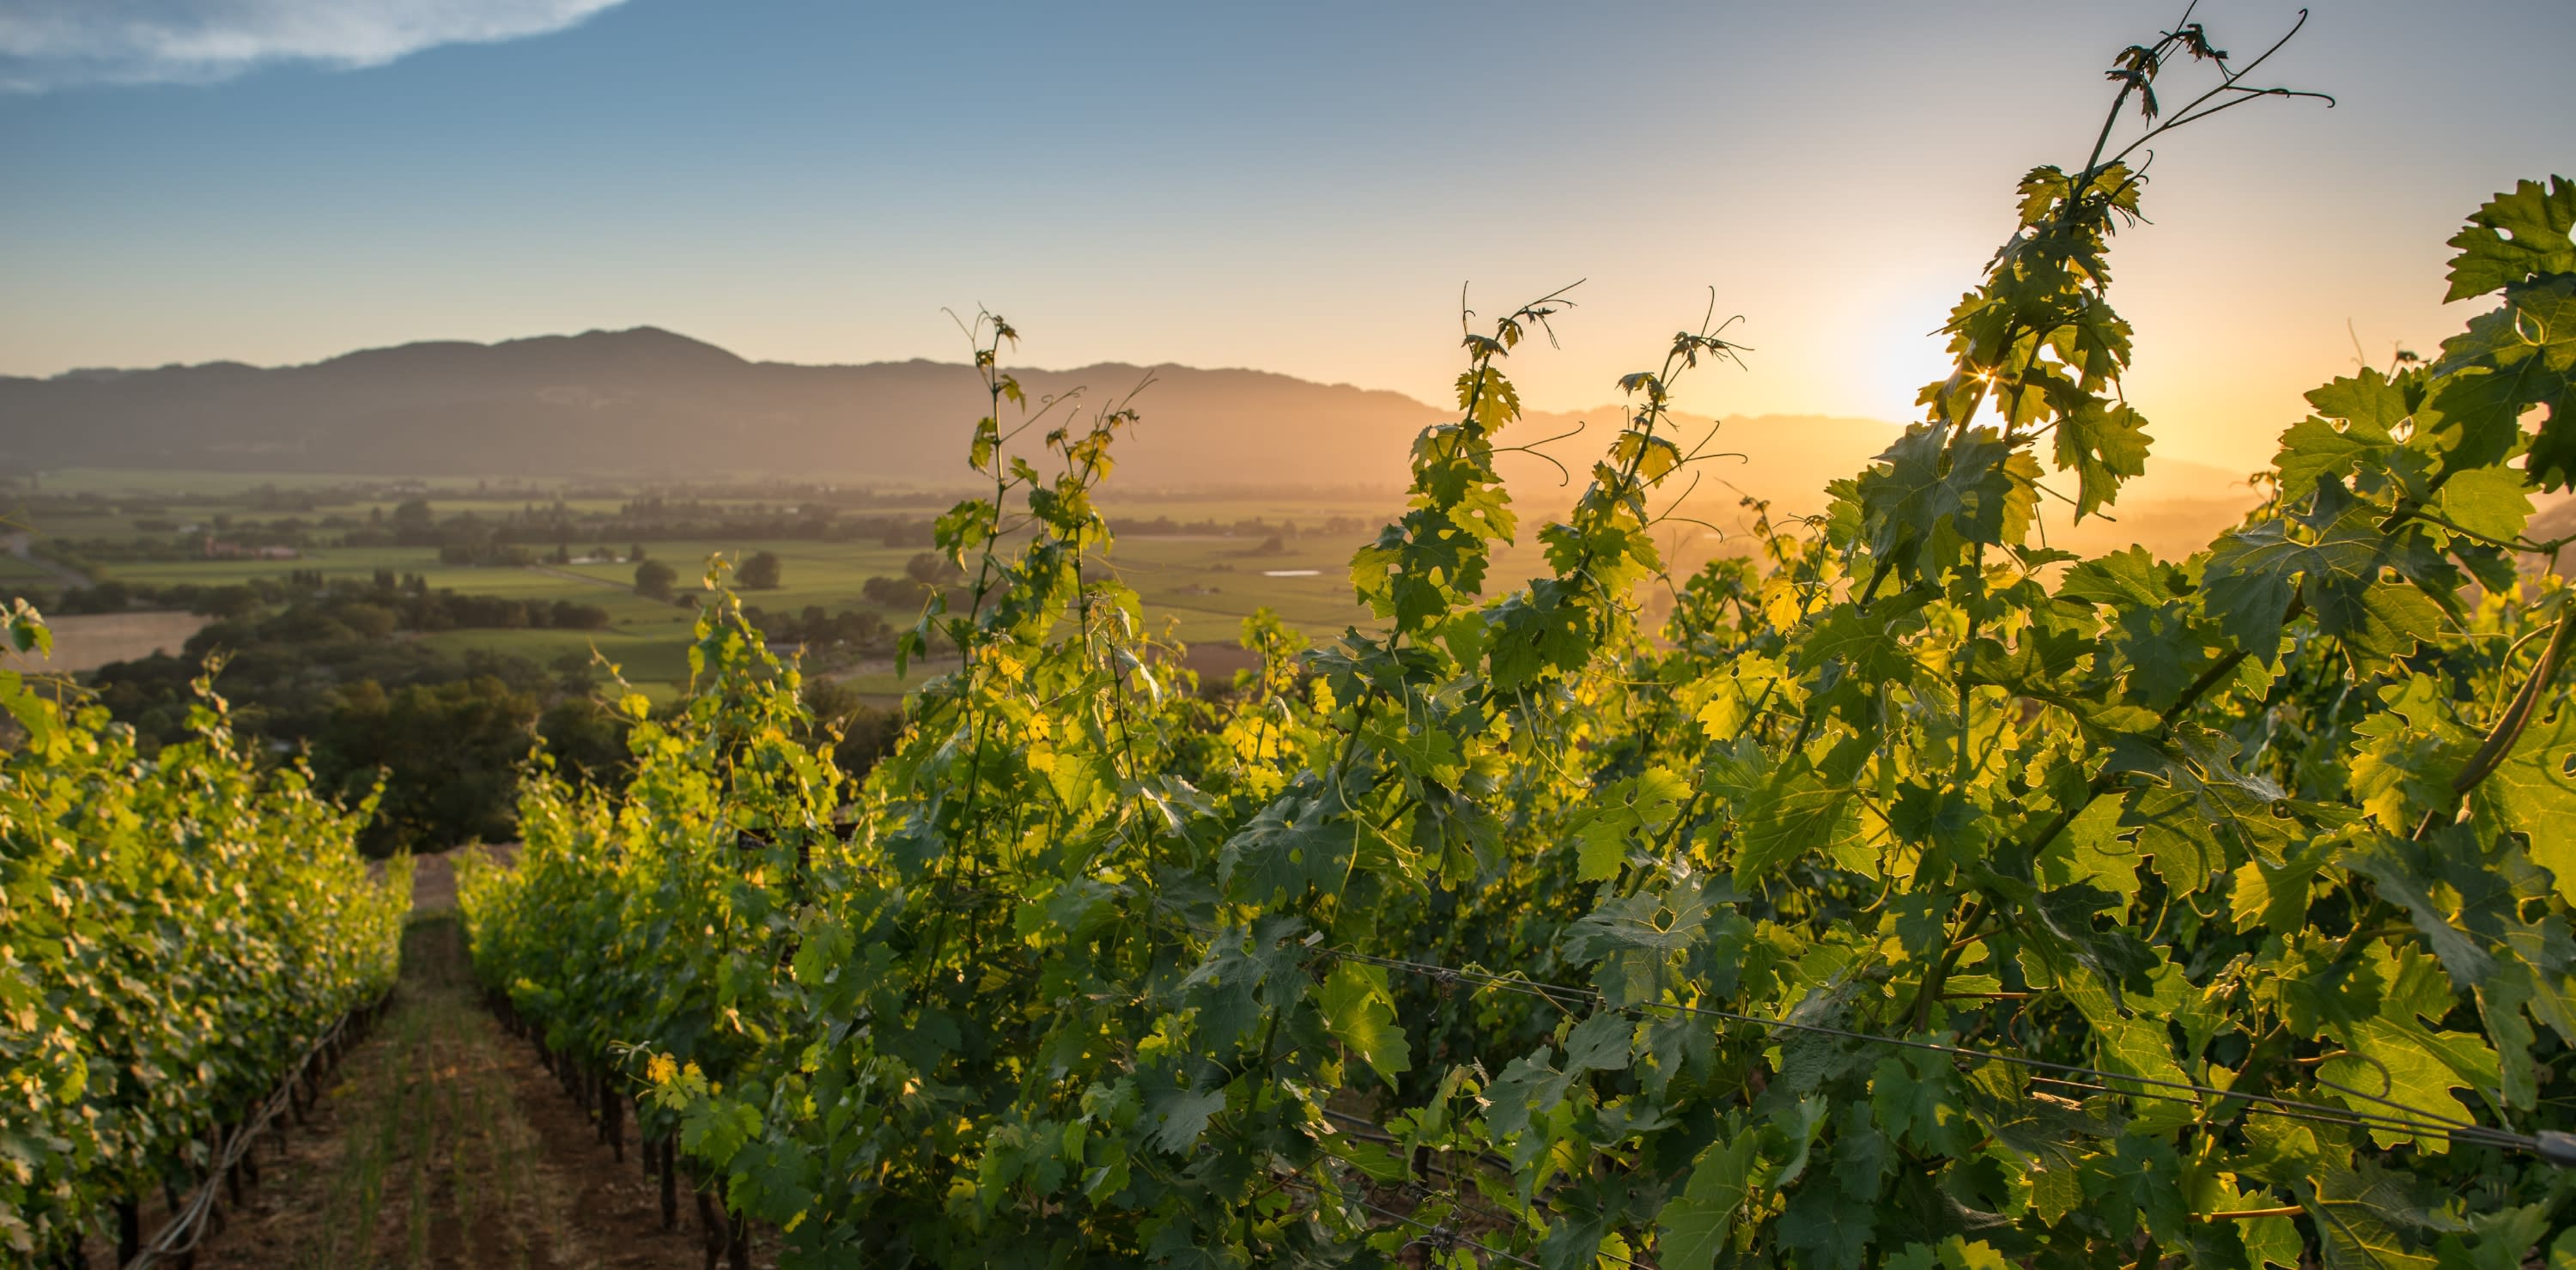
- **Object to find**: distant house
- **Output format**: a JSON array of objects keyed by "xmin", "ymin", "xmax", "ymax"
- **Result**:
[{"xmin": 204, "ymin": 538, "xmax": 300, "ymax": 561}]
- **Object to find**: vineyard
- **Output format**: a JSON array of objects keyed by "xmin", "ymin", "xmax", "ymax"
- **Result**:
[
  {"xmin": 11, "ymin": 11, "xmax": 2576, "ymax": 1270},
  {"xmin": 1, "ymin": 610, "xmax": 414, "ymax": 1263},
  {"xmin": 449, "ymin": 20, "xmax": 2576, "ymax": 1269}
]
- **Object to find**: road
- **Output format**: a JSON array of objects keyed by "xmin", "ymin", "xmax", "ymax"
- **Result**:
[{"xmin": 3, "ymin": 530, "xmax": 93, "ymax": 589}]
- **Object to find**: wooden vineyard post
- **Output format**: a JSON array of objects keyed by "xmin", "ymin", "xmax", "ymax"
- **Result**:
[{"xmin": 660, "ymin": 1137, "xmax": 678, "ymax": 1230}]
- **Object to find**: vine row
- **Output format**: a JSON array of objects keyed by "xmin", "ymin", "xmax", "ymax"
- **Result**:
[{"xmin": 458, "ymin": 14, "xmax": 2576, "ymax": 1267}]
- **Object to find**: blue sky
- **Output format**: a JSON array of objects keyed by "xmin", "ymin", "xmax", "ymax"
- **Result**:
[{"xmin": 2, "ymin": 1, "xmax": 2569, "ymax": 467}]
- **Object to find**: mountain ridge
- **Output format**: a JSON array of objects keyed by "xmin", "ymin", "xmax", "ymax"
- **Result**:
[{"xmin": 0, "ymin": 327, "xmax": 2257, "ymax": 538}]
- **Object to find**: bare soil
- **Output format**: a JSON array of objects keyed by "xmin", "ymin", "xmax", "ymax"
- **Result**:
[
  {"xmin": 396, "ymin": 844, "xmax": 517, "ymax": 914},
  {"xmin": 33, "ymin": 610, "xmax": 208, "ymax": 674},
  {"xmin": 192, "ymin": 915, "xmax": 756, "ymax": 1270}
]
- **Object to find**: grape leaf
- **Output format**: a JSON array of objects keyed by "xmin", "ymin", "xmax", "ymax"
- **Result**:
[
  {"xmin": 2054, "ymin": 398, "xmax": 2154, "ymax": 520},
  {"xmin": 2034, "ymin": 794, "xmax": 2142, "ymax": 902},
  {"xmin": 1656, "ymin": 1132, "xmax": 1761, "ymax": 1270},
  {"xmin": 1573, "ymin": 767, "xmax": 1689, "ymax": 882},
  {"xmin": 2319, "ymin": 1015, "xmax": 2496, "ymax": 1152},
  {"xmin": 1868, "ymin": 1049, "xmax": 1971, "ymax": 1153},
  {"xmin": 2349, "ymin": 676, "xmax": 2473, "ymax": 829},
  {"xmin": 1180, "ymin": 915, "xmax": 1312, "ymax": 1050},
  {"xmin": 2202, "ymin": 502, "xmax": 2443, "ymax": 665},
  {"xmin": 1708, "ymin": 746, "xmax": 1862, "ymax": 885},
  {"xmin": 2310, "ymin": 1161, "xmax": 2452, "ymax": 1270},
  {"xmin": 1484, "ymin": 1048, "xmax": 1575, "ymax": 1139},
  {"xmin": 1794, "ymin": 592, "xmax": 1929, "ymax": 686},
  {"xmin": 1564, "ymin": 1011, "xmax": 1633, "ymax": 1073},
  {"xmin": 2231, "ymin": 841, "xmax": 2327, "ymax": 938},
  {"xmin": 2476, "ymin": 963, "xmax": 2544, "ymax": 1110},
  {"xmin": 681, "ymin": 1097, "xmax": 762, "ymax": 1164},
  {"xmin": 2241, "ymin": 1213, "xmax": 2303, "ymax": 1270},
  {"xmin": 2445, "ymin": 176, "xmax": 2576, "ymax": 301},
  {"xmin": 1777, "ymin": 1182, "xmax": 1877, "ymax": 1267},
  {"xmin": 1218, "ymin": 785, "xmax": 1359, "ymax": 904},
  {"xmin": 2430, "ymin": 278, "xmax": 2576, "ymax": 487},
  {"xmin": 1485, "ymin": 577, "xmax": 1596, "ymax": 690},
  {"xmin": 2060, "ymin": 545, "xmax": 2190, "ymax": 609},
  {"xmin": 1315, "ymin": 962, "xmax": 1411, "ymax": 1083},
  {"xmin": 1456, "ymin": 366, "xmax": 1522, "ymax": 431},
  {"xmin": 2469, "ymin": 700, "xmax": 2576, "ymax": 900},
  {"xmin": 2105, "ymin": 600, "xmax": 2219, "ymax": 707},
  {"xmin": 1857, "ymin": 427, "xmax": 2033, "ymax": 577},
  {"xmin": 2310, "ymin": 368, "xmax": 2420, "ymax": 435},
  {"xmin": 2275, "ymin": 414, "xmax": 2396, "ymax": 501},
  {"xmin": 1142, "ymin": 1083, "xmax": 1227, "ymax": 1154},
  {"xmin": 2337, "ymin": 831, "xmax": 2494, "ymax": 989},
  {"xmin": 2428, "ymin": 465, "xmax": 2533, "ymax": 543}
]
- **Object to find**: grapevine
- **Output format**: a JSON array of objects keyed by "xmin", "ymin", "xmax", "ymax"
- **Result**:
[
  {"xmin": 459, "ymin": 13, "xmax": 2576, "ymax": 1267},
  {"xmin": 0, "ymin": 613, "xmax": 412, "ymax": 1262}
]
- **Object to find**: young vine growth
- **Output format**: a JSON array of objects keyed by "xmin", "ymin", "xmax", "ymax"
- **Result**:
[
  {"xmin": 1, "ymin": 611, "xmax": 414, "ymax": 1262},
  {"xmin": 459, "ymin": 15, "xmax": 2576, "ymax": 1267}
]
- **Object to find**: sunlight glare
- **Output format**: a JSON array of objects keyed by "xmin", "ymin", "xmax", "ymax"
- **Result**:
[{"xmin": 1852, "ymin": 277, "xmax": 1966, "ymax": 428}]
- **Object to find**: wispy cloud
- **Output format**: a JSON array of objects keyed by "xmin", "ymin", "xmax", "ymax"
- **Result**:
[{"xmin": 0, "ymin": 1, "xmax": 629, "ymax": 93}]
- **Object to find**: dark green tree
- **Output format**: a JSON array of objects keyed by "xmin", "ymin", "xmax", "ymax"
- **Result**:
[
  {"xmin": 316, "ymin": 675, "xmax": 538, "ymax": 855},
  {"xmin": 635, "ymin": 558, "xmax": 678, "ymax": 600}
]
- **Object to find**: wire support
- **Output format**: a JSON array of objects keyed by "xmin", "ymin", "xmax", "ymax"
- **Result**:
[
  {"xmin": 1279, "ymin": 1175, "xmax": 1540, "ymax": 1268},
  {"xmin": 123, "ymin": 997, "xmax": 379, "ymax": 1269},
  {"xmin": 1324, "ymin": 947, "xmax": 2555, "ymax": 1161}
]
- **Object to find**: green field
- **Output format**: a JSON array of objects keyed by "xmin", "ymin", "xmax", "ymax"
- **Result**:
[
  {"xmin": 0, "ymin": 553, "xmax": 58, "ymax": 581},
  {"xmin": 13, "ymin": 466, "xmax": 1677, "ymax": 701},
  {"xmin": 27, "ymin": 485, "xmax": 1516, "ymax": 696}
]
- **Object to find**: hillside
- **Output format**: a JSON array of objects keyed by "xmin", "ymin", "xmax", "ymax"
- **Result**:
[{"xmin": 0, "ymin": 328, "xmax": 1443, "ymax": 489}]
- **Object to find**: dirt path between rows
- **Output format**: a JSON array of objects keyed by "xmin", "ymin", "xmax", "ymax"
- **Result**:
[{"xmin": 195, "ymin": 914, "xmax": 750, "ymax": 1270}]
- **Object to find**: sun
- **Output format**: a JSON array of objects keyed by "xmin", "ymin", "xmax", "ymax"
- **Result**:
[{"xmin": 1845, "ymin": 274, "xmax": 1971, "ymax": 427}]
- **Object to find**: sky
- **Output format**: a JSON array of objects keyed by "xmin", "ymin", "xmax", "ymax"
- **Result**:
[{"xmin": 1, "ymin": 0, "xmax": 2569, "ymax": 471}]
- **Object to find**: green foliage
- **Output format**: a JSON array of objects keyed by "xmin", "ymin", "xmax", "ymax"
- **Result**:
[
  {"xmin": 86, "ymin": 592, "xmax": 617, "ymax": 855},
  {"xmin": 636, "ymin": 557, "xmax": 678, "ymax": 600},
  {"xmin": 318, "ymin": 674, "xmax": 543, "ymax": 852},
  {"xmin": 455, "ymin": 24, "xmax": 2576, "ymax": 1268},
  {"xmin": 0, "ymin": 650, "xmax": 410, "ymax": 1260},
  {"xmin": 738, "ymin": 550, "xmax": 784, "ymax": 591}
]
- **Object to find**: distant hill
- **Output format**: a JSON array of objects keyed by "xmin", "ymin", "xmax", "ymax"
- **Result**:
[
  {"xmin": 0, "ymin": 325, "xmax": 2262, "ymax": 555},
  {"xmin": 1502, "ymin": 407, "xmax": 2261, "ymax": 564},
  {"xmin": 0, "ymin": 327, "xmax": 1445, "ymax": 489}
]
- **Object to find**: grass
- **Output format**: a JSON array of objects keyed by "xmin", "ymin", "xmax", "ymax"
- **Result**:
[
  {"xmin": 285, "ymin": 915, "xmax": 564, "ymax": 1270},
  {"xmin": 0, "ymin": 553, "xmax": 58, "ymax": 580},
  {"xmin": 109, "ymin": 549, "xmax": 590, "ymax": 592},
  {"xmin": 193, "ymin": 896, "xmax": 736, "ymax": 1270},
  {"xmin": 1096, "ymin": 533, "xmax": 1370, "ymax": 644}
]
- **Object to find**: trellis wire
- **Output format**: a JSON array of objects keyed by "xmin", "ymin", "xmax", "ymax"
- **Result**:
[
  {"xmin": 1325, "ymin": 946, "xmax": 2561, "ymax": 1162},
  {"xmin": 122, "ymin": 1000, "xmax": 375, "ymax": 1270}
]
